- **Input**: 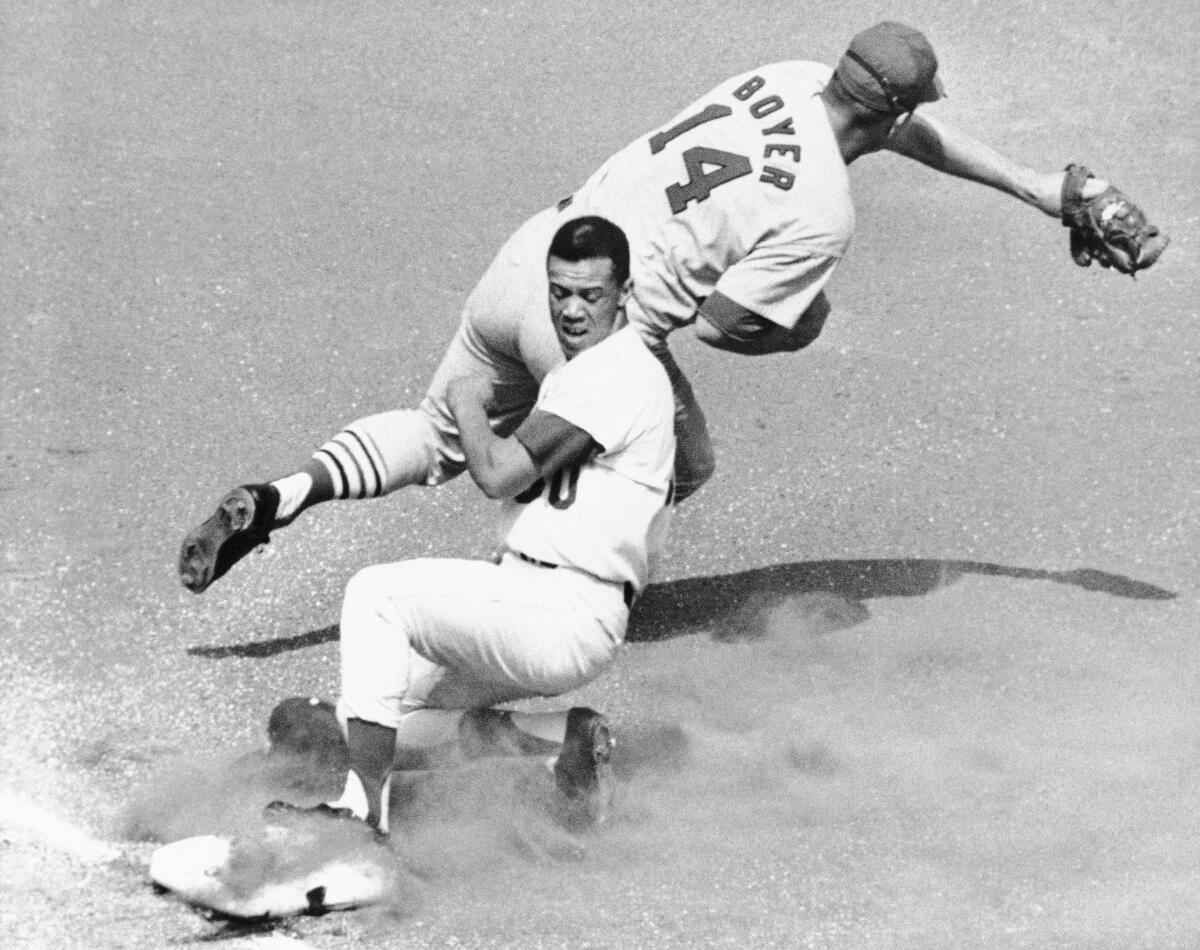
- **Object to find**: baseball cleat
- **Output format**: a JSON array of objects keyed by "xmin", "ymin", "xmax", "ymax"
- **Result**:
[
  {"xmin": 264, "ymin": 800, "xmax": 358, "ymax": 823},
  {"xmin": 551, "ymin": 707, "xmax": 615, "ymax": 831},
  {"xmin": 263, "ymin": 800, "xmax": 389, "ymax": 843},
  {"xmin": 179, "ymin": 483, "xmax": 280, "ymax": 593}
]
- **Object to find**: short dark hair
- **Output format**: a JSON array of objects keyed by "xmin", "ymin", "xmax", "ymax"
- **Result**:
[{"xmin": 547, "ymin": 215, "xmax": 630, "ymax": 285}]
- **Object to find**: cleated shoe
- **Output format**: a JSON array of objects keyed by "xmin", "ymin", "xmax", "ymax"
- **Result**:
[
  {"xmin": 552, "ymin": 707, "xmax": 615, "ymax": 831},
  {"xmin": 179, "ymin": 483, "xmax": 280, "ymax": 593},
  {"xmin": 263, "ymin": 800, "xmax": 389, "ymax": 844},
  {"xmin": 264, "ymin": 800, "xmax": 359, "ymax": 824}
]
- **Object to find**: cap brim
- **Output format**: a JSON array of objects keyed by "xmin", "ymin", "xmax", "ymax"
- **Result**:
[{"xmin": 919, "ymin": 74, "xmax": 947, "ymax": 104}]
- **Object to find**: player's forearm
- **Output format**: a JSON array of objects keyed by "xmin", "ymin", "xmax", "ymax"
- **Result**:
[
  {"xmin": 451, "ymin": 398, "xmax": 538, "ymax": 500},
  {"xmin": 887, "ymin": 114, "xmax": 1064, "ymax": 217},
  {"xmin": 453, "ymin": 400, "xmax": 508, "ymax": 497}
]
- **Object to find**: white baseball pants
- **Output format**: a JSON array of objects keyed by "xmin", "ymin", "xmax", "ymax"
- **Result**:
[{"xmin": 336, "ymin": 553, "xmax": 628, "ymax": 732}]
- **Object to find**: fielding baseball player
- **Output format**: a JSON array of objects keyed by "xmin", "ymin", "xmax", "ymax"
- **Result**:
[
  {"xmin": 180, "ymin": 20, "xmax": 1166, "ymax": 595},
  {"xmin": 268, "ymin": 217, "xmax": 675, "ymax": 833}
]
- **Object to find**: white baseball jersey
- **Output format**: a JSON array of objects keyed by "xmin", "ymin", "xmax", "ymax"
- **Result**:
[
  {"xmin": 499, "ymin": 325, "xmax": 675, "ymax": 591},
  {"xmin": 572, "ymin": 61, "xmax": 854, "ymax": 339}
]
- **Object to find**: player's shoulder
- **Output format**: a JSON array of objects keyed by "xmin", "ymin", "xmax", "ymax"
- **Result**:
[
  {"xmin": 574, "ymin": 325, "xmax": 655, "ymax": 370},
  {"xmin": 568, "ymin": 327, "xmax": 668, "ymax": 391},
  {"xmin": 612, "ymin": 324, "xmax": 665, "ymax": 368}
]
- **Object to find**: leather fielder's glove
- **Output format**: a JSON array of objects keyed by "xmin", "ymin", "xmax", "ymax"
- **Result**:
[{"xmin": 1061, "ymin": 164, "xmax": 1169, "ymax": 276}]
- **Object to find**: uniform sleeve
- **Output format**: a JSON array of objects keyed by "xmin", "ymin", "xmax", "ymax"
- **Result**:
[
  {"xmin": 712, "ymin": 246, "xmax": 840, "ymax": 330},
  {"xmin": 536, "ymin": 338, "xmax": 637, "ymax": 454}
]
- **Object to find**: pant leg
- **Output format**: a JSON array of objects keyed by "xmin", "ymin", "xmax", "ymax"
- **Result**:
[
  {"xmin": 329, "ymin": 204, "xmax": 565, "ymax": 490},
  {"xmin": 336, "ymin": 555, "xmax": 626, "ymax": 730},
  {"xmin": 314, "ymin": 206, "xmax": 562, "ymax": 494},
  {"xmin": 648, "ymin": 341, "xmax": 716, "ymax": 503},
  {"xmin": 314, "ymin": 406, "xmax": 460, "ymax": 495}
]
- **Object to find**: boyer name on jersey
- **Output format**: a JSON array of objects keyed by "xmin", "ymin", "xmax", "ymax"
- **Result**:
[{"xmin": 648, "ymin": 72, "xmax": 804, "ymax": 215}]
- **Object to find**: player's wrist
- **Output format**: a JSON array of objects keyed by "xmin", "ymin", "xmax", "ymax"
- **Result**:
[{"xmin": 1024, "ymin": 171, "xmax": 1066, "ymax": 217}]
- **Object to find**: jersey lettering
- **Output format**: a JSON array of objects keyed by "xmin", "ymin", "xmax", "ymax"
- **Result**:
[
  {"xmin": 760, "ymin": 165, "xmax": 795, "ymax": 191},
  {"xmin": 649, "ymin": 104, "xmax": 731, "ymax": 155},
  {"xmin": 666, "ymin": 147, "xmax": 753, "ymax": 214},
  {"xmin": 649, "ymin": 78, "xmax": 802, "ymax": 212},
  {"xmin": 732, "ymin": 76, "xmax": 765, "ymax": 100},
  {"xmin": 548, "ymin": 464, "xmax": 580, "ymax": 510},
  {"xmin": 765, "ymin": 143, "xmax": 802, "ymax": 163},
  {"xmin": 750, "ymin": 95, "xmax": 783, "ymax": 119},
  {"xmin": 513, "ymin": 463, "xmax": 582, "ymax": 509}
]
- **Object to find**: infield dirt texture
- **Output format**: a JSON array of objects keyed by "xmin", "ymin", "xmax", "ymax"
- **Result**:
[{"xmin": 3, "ymin": 2, "xmax": 1199, "ymax": 948}]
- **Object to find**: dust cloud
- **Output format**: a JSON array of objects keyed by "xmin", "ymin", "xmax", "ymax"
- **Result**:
[
  {"xmin": 363, "ymin": 579, "xmax": 1200, "ymax": 947},
  {"xmin": 7, "ymin": 579, "xmax": 1199, "ymax": 946}
]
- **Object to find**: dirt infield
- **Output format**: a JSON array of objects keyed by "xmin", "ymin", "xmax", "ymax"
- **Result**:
[{"xmin": 3, "ymin": 2, "xmax": 1198, "ymax": 948}]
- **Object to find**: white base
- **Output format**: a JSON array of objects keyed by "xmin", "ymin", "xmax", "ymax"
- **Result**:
[{"xmin": 149, "ymin": 828, "xmax": 395, "ymax": 919}]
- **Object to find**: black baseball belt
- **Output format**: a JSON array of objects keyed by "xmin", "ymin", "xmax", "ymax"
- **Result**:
[{"xmin": 511, "ymin": 550, "xmax": 635, "ymax": 609}]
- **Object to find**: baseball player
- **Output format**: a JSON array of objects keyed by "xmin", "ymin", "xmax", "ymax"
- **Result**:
[
  {"xmin": 268, "ymin": 216, "xmax": 675, "ymax": 834},
  {"xmin": 180, "ymin": 20, "xmax": 1166, "ymax": 594}
]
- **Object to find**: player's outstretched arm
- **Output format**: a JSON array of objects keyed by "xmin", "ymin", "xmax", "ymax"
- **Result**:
[
  {"xmin": 887, "ymin": 115, "xmax": 1168, "ymax": 274},
  {"xmin": 885, "ymin": 113, "xmax": 1104, "ymax": 217}
]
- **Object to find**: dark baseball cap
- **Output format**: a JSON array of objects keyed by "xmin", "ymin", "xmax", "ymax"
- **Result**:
[{"xmin": 835, "ymin": 21, "xmax": 945, "ymax": 114}]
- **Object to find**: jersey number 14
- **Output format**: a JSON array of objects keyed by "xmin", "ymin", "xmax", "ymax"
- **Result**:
[{"xmin": 649, "ymin": 104, "xmax": 752, "ymax": 214}]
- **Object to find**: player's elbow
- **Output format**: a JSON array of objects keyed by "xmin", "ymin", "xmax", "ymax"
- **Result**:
[
  {"xmin": 695, "ymin": 292, "xmax": 828, "ymax": 356},
  {"xmin": 693, "ymin": 313, "xmax": 730, "ymax": 350},
  {"xmin": 469, "ymin": 465, "xmax": 523, "ymax": 500},
  {"xmin": 694, "ymin": 313, "xmax": 766, "ymax": 354},
  {"xmin": 774, "ymin": 324, "xmax": 819, "ymax": 352},
  {"xmin": 469, "ymin": 457, "xmax": 538, "ymax": 500},
  {"xmin": 695, "ymin": 315, "xmax": 813, "ymax": 356},
  {"xmin": 787, "ymin": 295, "xmax": 830, "ymax": 350},
  {"xmin": 471, "ymin": 473, "xmax": 508, "ymax": 500}
]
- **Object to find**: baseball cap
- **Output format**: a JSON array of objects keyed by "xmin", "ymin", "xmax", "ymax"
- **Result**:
[{"xmin": 835, "ymin": 21, "xmax": 945, "ymax": 114}]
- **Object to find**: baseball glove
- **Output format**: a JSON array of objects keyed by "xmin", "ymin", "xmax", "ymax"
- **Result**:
[{"xmin": 1061, "ymin": 164, "xmax": 1169, "ymax": 276}]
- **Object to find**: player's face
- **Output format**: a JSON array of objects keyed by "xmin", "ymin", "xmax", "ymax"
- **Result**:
[{"xmin": 546, "ymin": 256, "xmax": 630, "ymax": 359}]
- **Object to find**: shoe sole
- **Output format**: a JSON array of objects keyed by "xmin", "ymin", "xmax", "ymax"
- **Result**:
[
  {"xmin": 178, "ymin": 487, "xmax": 262, "ymax": 593},
  {"xmin": 553, "ymin": 709, "xmax": 615, "ymax": 830},
  {"xmin": 591, "ymin": 719, "xmax": 614, "ymax": 766},
  {"xmin": 588, "ymin": 718, "xmax": 615, "ymax": 826}
]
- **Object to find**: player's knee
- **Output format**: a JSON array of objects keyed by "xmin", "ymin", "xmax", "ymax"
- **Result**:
[
  {"xmin": 342, "ymin": 564, "xmax": 397, "ymax": 616},
  {"xmin": 343, "ymin": 561, "xmax": 434, "ymax": 618}
]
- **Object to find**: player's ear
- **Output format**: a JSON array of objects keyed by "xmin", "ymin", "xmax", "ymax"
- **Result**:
[{"xmin": 618, "ymin": 278, "xmax": 632, "ymax": 308}]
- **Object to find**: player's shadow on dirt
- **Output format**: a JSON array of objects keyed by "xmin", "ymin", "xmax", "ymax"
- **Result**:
[
  {"xmin": 626, "ymin": 559, "xmax": 1173, "ymax": 643},
  {"xmin": 188, "ymin": 558, "xmax": 1174, "ymax": 658}
]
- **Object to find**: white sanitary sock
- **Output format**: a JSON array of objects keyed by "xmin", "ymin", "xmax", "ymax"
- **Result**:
[{"xmin": 271, "ymin": 472, "xmax": 312, "ymax": 522}]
